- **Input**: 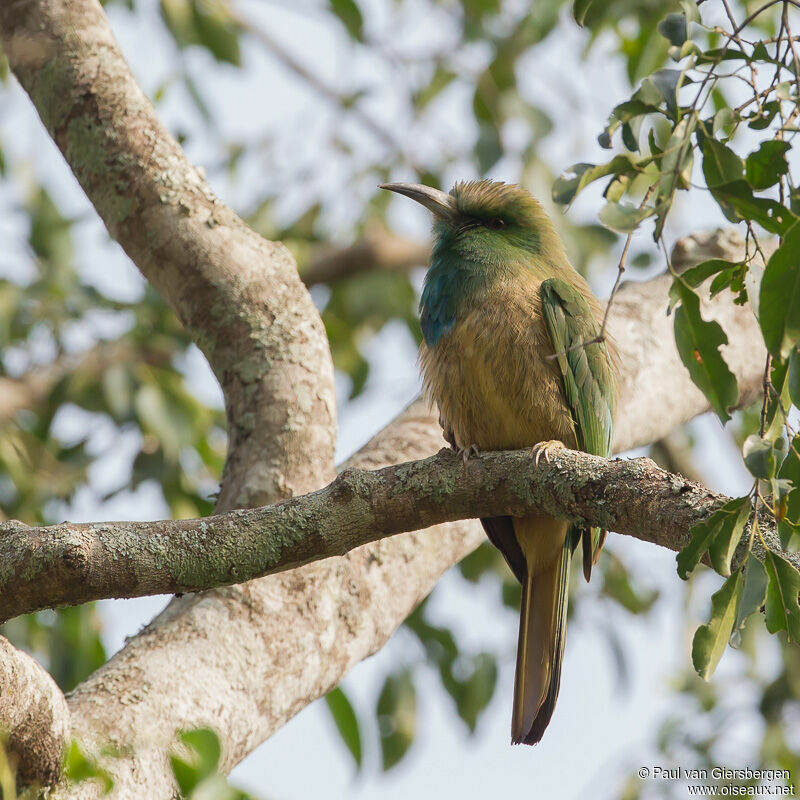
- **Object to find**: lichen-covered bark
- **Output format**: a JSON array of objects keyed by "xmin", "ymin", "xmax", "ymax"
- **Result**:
[
  {"xmin": 64, "ymin": 402, "xmax": 482, "ymax": 799},
  {"xmin": 0, "ymin": 0, "xmax": 335, "ymax": 795},
  {"xmin": 0, "ymin": 636, "xmax": 69, "ymax": 787},
  {"xmin": 0, "ymin": 0, "xmax": 336, "ymax": 509},
  {"xmin": 0, "ymin": 440, "xmax": 790, "ymax": 621}
]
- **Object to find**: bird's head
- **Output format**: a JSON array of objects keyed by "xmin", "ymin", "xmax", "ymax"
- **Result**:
[{"xmin": 379, "ymin": 179, "xmax": 560, "ymax": 263}]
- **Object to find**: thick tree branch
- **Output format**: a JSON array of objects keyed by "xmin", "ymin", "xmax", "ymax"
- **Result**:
[
  {"xmin": 0, "ymin": 446, "xmax": 789, "ymax": 622},
  {"xmin": 0, "ymin": 0, "xmax": 336, "ymax": 511},
  {"xmin": 65, "ymin": 400, "xmax": 478, "ymax": 799},
  {"xmin": 0, "ymin": 636, "xmax": 69, "ymax": 787},
  {"xmin": 2, "ymin": 0, "xmax": 337, "ymax": 795}
]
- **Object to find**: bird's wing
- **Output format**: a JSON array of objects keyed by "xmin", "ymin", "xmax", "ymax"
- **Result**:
[{"xmin": 540, "ymin": 277, "xmax": 616, "ymax": 580}]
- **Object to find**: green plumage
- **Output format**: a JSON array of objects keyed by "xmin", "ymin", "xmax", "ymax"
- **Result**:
[
  {"xmin": 540, "ymin": 278, "xmax": 616, "ymax": 580},
  {"xmin": 380, "ymin": 179, "xmax": 618, "ymax": 745}
]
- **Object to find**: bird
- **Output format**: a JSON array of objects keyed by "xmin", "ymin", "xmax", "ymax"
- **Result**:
[{"xmin": 379, "ymin": 179, "xmax": 618, "ymax": 745}]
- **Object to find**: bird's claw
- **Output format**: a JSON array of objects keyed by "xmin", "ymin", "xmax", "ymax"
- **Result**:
[
  {"xmin": 531, "ymin": 440, "xmax": 565, "ymax": 466},
  {"xmin": 457, "ymin": 444, "xmax": 480, "ymax": 465}
]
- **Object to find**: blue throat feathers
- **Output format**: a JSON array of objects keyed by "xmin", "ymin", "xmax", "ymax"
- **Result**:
[{"xmin": 420, "ymin": 222, "xmax": 543, "ymax": 348}]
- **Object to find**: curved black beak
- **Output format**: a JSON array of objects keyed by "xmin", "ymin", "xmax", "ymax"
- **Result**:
[{"xmin": 379, "ymin": 182, "xmax": 457, "ymax": 221}]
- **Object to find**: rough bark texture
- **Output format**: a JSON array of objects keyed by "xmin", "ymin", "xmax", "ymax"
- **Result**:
[
  {"xmin": 65, "ymin": 402, "xmax": 480, "ymax": 799},
  {"xmin": 1, "ymin": 443, "xmax": 791, "ymax": 621},
  {"xmin": 0, "ymin": 636, "xmax": 69, "ymax": 787},
  {"xmin": 0, "ymin": 0, "xmax": 773, "ymax": 796},
  {"xmin": 0, "ymin": 0, "xmax": 337, "ymax": 511}
]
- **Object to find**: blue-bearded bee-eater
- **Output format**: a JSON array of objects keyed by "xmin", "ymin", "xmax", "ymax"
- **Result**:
[{"xmin": 380, "ymin": 179, "xmax": 618, "ymax": 744}]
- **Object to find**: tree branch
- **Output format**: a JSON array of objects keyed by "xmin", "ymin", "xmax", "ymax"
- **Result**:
[
  {"xmin": 0, "ymin": 445, "xmax": 789, "ymax": 622},
  {"xmin": 0, "ymin": 636, "xmax": 69, "ymax": 787},
  {"xmin": 2, "ymin": 1, "xmax": 337, "ymax": 795},
  {"xmin": 302, "ymin": 227, "xmax": 430, "ymax": 285},
  {"xmin": 0, "ymin": 0, "xmax": 337, "ymax": 511}
]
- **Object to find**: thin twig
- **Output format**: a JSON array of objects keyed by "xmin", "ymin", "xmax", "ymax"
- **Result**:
[
  {"xmin": 546, "ymin": 185, "xmax": 655, "ymax": 361},
  {"xmin": 230, "ymin": 8, "xmax": 422, "ymax": 171}
]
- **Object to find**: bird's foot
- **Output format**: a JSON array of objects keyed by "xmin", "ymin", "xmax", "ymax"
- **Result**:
[
  {"xmin": 457, "ymin": 443, "xmax": 480, "ymax": 465},
  {"xmin": 531, "ymin": 440, "xmax": 565, "ymax": 466}
]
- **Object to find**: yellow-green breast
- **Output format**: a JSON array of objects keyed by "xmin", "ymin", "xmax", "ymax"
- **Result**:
[{"xmin": 419, "ymin": 275, "xmax": 579, "ymax": 452}]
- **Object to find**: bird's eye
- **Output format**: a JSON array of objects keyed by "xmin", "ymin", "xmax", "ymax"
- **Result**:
[{"xmin": 487, "ymin": 218, "xmax": 506, "ymax": 230}]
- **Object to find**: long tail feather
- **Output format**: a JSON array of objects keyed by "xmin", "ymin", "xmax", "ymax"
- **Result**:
[{"xmin": 511, "ymin": 518, "xmax": 572, "ymax": 745}]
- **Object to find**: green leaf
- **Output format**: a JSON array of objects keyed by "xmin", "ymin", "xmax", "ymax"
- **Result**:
[
  {"xmin": 692, "ymin": 570, "xmax": 743, "ymax": 680},
  {"xmin": 680, "ymin": 0, "xmax": 700, "ymax": 24},
  {"xmin": 712, "ymin": 107, "xmax": 736, "ymax": 138},
  {"xmin": 708, "ymin": 498, "xmax": 752, "ymax": 576},
  {"xmin": 658, "ymin": 13, "xmax": 686, "ymax": 47},
  {"xmin": 759, "ymin": 221, "xmax": 800, "ymax": 358},
  {"xmin": 415, "ymin": 66, "xmax": 457, "ymax": 109},
  {"xmin": 735, "ymin": 558, "xmax": 768, "ymax": 631},
  {"xmin": 552, "ymin": 155, "xmax": 644, "ymax": 206},
  {"xmin": 597, "ymin": 200, "xmax": 655, "ymax": 233},
  {"xmin": 753, "ymin": 41, "xmax": 770, "ymax": 61},
  {"xmin": 778, "ymin": 437, "xmax": 800, "ymax": 549},
  {"xmin": 180, "ymin": 729, "xmax": 221, "ymax": 776},
  {"xmin": 170, "ymin": 729, "xmax": 221, "ymax": 796},
  {"xmin": 191, "ymin": 0, "xmax": 241, "ymax": 66},
  {"xmin": 325, "ymin": 687, "xmax": 363, "ymax": 769},
  {"xmin": 64, "ymin": 740, "xmax": 114, "ymax": 794},
  {"xmin": 746, "ymin": 141, "xmax": 791, "ymax": 191},
  {"xmin": 668, "ymin": 259, "xmax": 739, "ymax": 307},
  {"xmin": 650, "ymin": 69, "xmax": 690, "ymax": 117},
  {"xmin": 601, "ymin": 552, "xmax": 659, "ymax": 614},
  {"xmin": 653, "ymin": 115, "xmax": 696, "ymax": 238},
  {"xmin": 599, "ymin": 99, "xmax": 659, "ymax": 150},
  {"xmin": 789, "ymin": 349, "xmax": 800, "ymax": 409},
  {"xmin": 160, "ymin": 0, "xmax": 197, "ymax": 49},
  {"xmin": 763, "ymin": 358, "xmax": 790, "ymax": 439},
  {"xmin": 160, "ymin": 0, "xmax": 241, "ymax": 64},
  {"xmin": 743, "ymin": 434, "xmax": 787, "ymax": 479},
  {"xmin": 474, "ymin": 118, "xmax": 502, "ymax": 174},
  {"xmin": 404, "ymin": 607, "xmax": 498, "ymax": 732},
  {"xmin": 764, "ymin": 551, "xmax": 800, "ymax": 641},
  {"xmin": 377, "ymin": 671, "xmax": 416, "ymax": 771},
  {"xmin": 747, "ymin": 100, "xmax": 781, "ymax": 130},
  {"xmin": 701, "ymin": 138, "xmax": 743, "ymax": 188},
  {"xmin": 711, "ymin": 180, "xmax": 795, "ymax": 234},
  {"xmin": 673, "ymin": 281, "xmax": 739, "ymax": 423},
  {"xmin": 27, "ymin": 186, "xmax": 74, "ymax": 266},
  {"xmin": 329, "ymin": 0, "xmax": 364, "ymax": 41},
  {"xmin": 677, "ymin": 497, "xmax": 751, "ymax": 579}
]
